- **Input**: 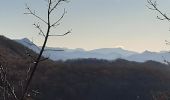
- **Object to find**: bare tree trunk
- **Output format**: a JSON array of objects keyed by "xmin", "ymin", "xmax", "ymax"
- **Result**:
[{"xmin": 0, "ymin": 0, "xmax": 71, "ymax": 100}]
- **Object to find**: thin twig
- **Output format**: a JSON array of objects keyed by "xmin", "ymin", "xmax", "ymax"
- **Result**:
[
  {"xmin": 51, "ymin": 9, "xmax": 66, "ymax": 27},
  {"xmin": 147, "ymin": 0, "xmax": 170, "ymax": 22},
  {"xmin": 49, "ymin": 30, "xmax": 71, "ymax": 36},
  {"xmin": 25, "ymin": 4, "xmax": 48, "ymax": 24}
]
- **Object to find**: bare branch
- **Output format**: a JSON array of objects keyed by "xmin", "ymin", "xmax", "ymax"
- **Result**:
[
  {"xmin": 26, "ymin": 64, "xmax": 32, "ymax": 81},
  {"xmin": 147, "ymin": 0, "xmax": 170, "ymax": 22},
  {"xmin": 49, "ymin": 0, "xmax": 65, "ymax": 13},
  {"xmin": 33, "ymin": 23, "xmax": 46, "ymax": 37},
  {"xmin": 0, "ymin": 65, "xmax": 19, "ymax": 100},
  {"xmin": 51, "ymin": 9, "xmax": 66, "ymax": 27},
  {"xmin": 49, "ymin": 29, "xmax": 71, "ymax": 36},
  {"xmin": 157, "ymin": 16, "xmax": 166, "ymax": 20},
  {"xmin": 24, "ymin": 4, "xmax": 48, "ymax": 24}
]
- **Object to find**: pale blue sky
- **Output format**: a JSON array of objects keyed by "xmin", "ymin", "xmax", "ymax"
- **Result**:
[{"xmin": 1, "ymin": 0, "xmax": 170, "ymax": 52}]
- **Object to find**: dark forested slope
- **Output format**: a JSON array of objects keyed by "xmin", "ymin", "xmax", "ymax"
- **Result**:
[{"xmin": 35, "ymin": 59, "xmax": 170, "ymax": 100}]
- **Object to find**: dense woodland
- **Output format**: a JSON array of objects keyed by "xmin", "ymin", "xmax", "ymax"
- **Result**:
[{"xmin": 1, "ymin": 36, "xmax": 170, "ymax": 100}]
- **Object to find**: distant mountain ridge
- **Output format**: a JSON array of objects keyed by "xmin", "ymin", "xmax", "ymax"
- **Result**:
[{"xmin": 15, "ymin": 38, "xmax": 170, "ymax": 63}]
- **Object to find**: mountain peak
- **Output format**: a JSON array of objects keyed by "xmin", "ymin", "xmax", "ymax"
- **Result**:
[
  {"xmin": 143, "ymin": 50, "xmax": 150, "ymax": 53},
  {"xmin": 142, "ymin": 50, "xmax": 156, "ymax": 54},
  {"xmin": 20, "ymin": 38, "xmax": 33, "ymax": 45}
]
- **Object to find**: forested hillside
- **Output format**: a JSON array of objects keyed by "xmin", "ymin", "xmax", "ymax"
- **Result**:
[{"xmin": 1, "ymin": 36, "xmax": 170, "ymax": 100}]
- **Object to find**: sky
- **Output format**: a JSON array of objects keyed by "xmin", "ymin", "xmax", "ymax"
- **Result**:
[{"xmin": 1, "ymin": 0, "xmax": 170, "ymax": 52}]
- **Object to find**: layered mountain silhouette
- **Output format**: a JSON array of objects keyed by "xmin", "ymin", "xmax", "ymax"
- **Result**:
[
  {"xmin": 16, "ymin": 38, "xmax": 170, "ymax": 63},
  {"xmin": 1, "ymin": 36, "xmax": 170, "ymax": 100}
]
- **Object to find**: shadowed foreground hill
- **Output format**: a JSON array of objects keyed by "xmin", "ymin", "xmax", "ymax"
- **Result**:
[
  {"xmin": 34, "ymin": 59, "xmax": 170, "ymax": 100},
  {"xmin": 0, "ymin": 36, "xmax": 36, "ymax": 60},
  {"xmin": 1, "ymin": 36, "xmax": 170, "ymax": 100}
]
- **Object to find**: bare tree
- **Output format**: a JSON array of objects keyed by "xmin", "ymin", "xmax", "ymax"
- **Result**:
[
  {"xmin": 147, "ymin": 0, "xmax": 170, "ymax": 99},
  {"xmin": 0, "ymin": 0, "xmax": 71, "ymax": 100}
]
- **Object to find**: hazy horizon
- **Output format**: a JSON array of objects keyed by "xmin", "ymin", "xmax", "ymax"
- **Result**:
[
  {"xmin": 14, "ymin": 37, "xmax": 170, "ymax": 53},
  {"xmin": 1, "ymin": 0, "xmax": 170, "ymax": 52}
]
